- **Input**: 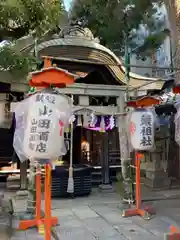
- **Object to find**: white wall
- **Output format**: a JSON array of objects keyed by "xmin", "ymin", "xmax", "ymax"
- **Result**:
[
  {"xmin": 130, "ymin": 54, "xmax": 152, "ymax": 77},
  {"xmin": 155, "ymin": 4, "xmax": 171, "ymax": 65},
  {"xmin": 154, "ymin": 4, "xmax": 172, "ymax": 78},
  {"xmin": 130, "ymin": 3, "xmax": 172, "ymax": 78}
]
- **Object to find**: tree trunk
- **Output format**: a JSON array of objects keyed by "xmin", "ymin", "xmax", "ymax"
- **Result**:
[
  {"xmin": 166, "ymin": 0, "xmax": 180, "ymax": 82},
  {"xmin": 118, "ymin": 95, "xmax": 132, "ymax": 202},
  {"xmin": 174, "ymin": 0, "xmax": 180, "ymax": 83}
]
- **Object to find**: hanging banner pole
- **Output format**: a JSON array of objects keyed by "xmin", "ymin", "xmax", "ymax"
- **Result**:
[
  {"xmin": 15, "ymin": 57, "xmax": 76, "ymax": 239},
  {"xmin": 36, "ymin": 164, "xmax": 42, "ymax": 225},
  {"xmin": 121, "ymin": 100, "xmax": 159, "ymax": 220},
  {"xmin": 45, "ymin": 163, "xmax": 52, "ymax": 240},
  {"xmin": 122, "ymin": 152, "xmax": 154, "ymax": 219},
  {"xmin": 135, "ymin": 152, "xmax": 141, "ymax": 210}
]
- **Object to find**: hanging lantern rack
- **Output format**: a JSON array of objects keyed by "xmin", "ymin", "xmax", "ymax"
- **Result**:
[
  {"xmin": 168, "ymin": 84, "xmax": 180, "ymax": 238},
  {"xmin": 18, "ymin": 57, "xmax": 76, "ymax": 240},
  {"xmin": 121, "ymin": 96, "xmax": 160, "ymax": 220}
]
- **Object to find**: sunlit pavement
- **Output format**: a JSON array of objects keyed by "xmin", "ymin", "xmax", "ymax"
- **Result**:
[{"xmin": 10, "ymin": 187, "xmax": 180, "ymax": 240}]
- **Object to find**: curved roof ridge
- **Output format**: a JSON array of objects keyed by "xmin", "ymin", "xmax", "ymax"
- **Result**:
[{"xmin": 35, "ymin": 37, "xmax": 163, "ymax": 83}]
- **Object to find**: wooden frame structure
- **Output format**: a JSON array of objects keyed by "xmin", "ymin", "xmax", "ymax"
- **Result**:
[{"xmin": 122, "ymin": 96, "xmax": 161, "ymax": 219}]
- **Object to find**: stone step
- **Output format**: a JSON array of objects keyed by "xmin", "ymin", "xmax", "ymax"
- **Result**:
[
  {"xmin": 0, "ymin": 215, "xmax": 12, "ymax": 240},
  {"xmin": 0, "ymin": 228, "xmax": 10, "ymax": 240},
  {"xmin": 0, "ymin": 193, "xmax": 13, "ymax": 239}
]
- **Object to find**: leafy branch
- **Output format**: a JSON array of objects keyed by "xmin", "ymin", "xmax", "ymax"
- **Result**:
[
  {"xmin": 0, "ymin": 0, "xmax": 67, "ymax": 78},
  {"xmin": 0, "ymin": 45, "xmax": 40, "ymax": 77},
  {"xmin": 69, "ymin": 0, "xmax": 168, "ymax": 57}
]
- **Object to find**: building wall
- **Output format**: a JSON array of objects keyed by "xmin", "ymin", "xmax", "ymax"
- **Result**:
[
  {"xmin": 165, "ymin": 0, "xmax": 180, "ymax": 81},
  {"xmin": 153, "ymin": 4, "xmax": 172, "ymax": 78},
  {"xmin": 155, "ymin": 1, "xmax": 180, "ymax": 82},
  {"xmin": 130, "ymin": 3, "xmax": 172, "ymax": 78},
  {"xmin": 130, "ymin": 54, "xmax": 153, "ymax": 77}
]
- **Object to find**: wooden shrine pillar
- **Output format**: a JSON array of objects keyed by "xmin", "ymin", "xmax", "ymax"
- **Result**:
[
  {"xmin": 99, "ymin": 131, "xmax": 113, "ymax": 191},
  {"xmin": 101, "ymin": 131, "xmax": 110, "ymax": 185},
  {"xmin": 16, "ymin": 161, "xmax": 29, "ymax": 199},
  {"xmin": 20, "ymin": 161, "xmax": 28, "ymax": 190}
]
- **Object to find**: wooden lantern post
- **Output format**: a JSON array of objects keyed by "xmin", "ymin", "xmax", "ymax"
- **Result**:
[
  {"xmin": 122, "ymin": 96, "xmax": 160, "ymax": 220},
  {"xmin": 18, "ymin": 57, "xmax": 75, "ymax": 240}
]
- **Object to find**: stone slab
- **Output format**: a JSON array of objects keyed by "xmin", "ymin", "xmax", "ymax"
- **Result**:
[
  {"xmin": 0, "ymin": 214, "xmax": 13, "ymax": 239},
  {"xmin": 144, "ymin": 177, "xmax": 171, "ymax": 189},
  {"xmin": 26, "ymin": 229, "xmax": 44, "ymax": 239},
  {"xmin": 114, "ymin": 224, "xmax": 155, "ymax": 239},
  {"xmin": 83, "ymin": 217, "xmax": 119, "ymax": 238},
  {"xmin": 0, "ymin": 229, "xmax": 11, "ymax": 240},
  {"xmin": 58, "ymin": 215, "xmax": 83, "ymax": 228},
  {"xmin": 55, "ymin": 226, "xmax": 96, "ymax": 240},
  {"xmin": 16, "ymin": 190, "xmax": 28, "ymax": 200},
  {"xmin": 91, "ymin": 205, "xmax": 119, "ymax": 215},
  {"xmin": 100, "ymin": 211, "xmax": 133, "ymax": 225},
  {"xmin": 51, "ymin": 208, "xmax": 73, "ymax": 217},
  {"xmin": 12, "ymin": 230, "xmax": 26, "ymax": 238},
  {"xmin": 133, "ymin": 216, "xmax": 169, "ymax": 232},
  {"xmin": 72, "ymin": 206, "xmax": 99, "ymax": 219},
  {"xmin": 9, "ymin": 187, "xmax": 180, "ymax": 240},
  {"xmin": 149, "ymin": 228, "xmax": 167, "ymax": 237},
  {"xmin": 99, "ymin": 184, "xmax": 114, "ymax": 193},
  {"xmin": 100, "ymin": 237, "xmax": 127, "ymax": 240},
  {"xmin": 11, "ymin": 238, "xmax": 24, "ymax": 240}
]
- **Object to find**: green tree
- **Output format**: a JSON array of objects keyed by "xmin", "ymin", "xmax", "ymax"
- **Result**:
[
  {"xmin": 0, "ymin": 0, "xmax": 67, "ymax": 74},
  {"xmin": 70, "ymin": 0, "xmax": 169, "ymax": 203},
  {"xmin": 0, "ymin": 1, "xmax": 68, "ymax": 214},
  {"xmin": 70, "ymin": 0, "xmax": 168, "ymax": 56},
  {"xmin": 0, "ymin": 0, "xmax": 65, "ymax": 40}
]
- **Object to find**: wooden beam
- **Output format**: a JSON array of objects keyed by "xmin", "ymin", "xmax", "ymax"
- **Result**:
[
  {"xmin": 10, "ymin": 82, "xmax": 126, "ymax": 96},
  {"xmin": 10, "ymin": 82, "xmax": 148, "ymax": 97},
  {"xmin": 11, "ymin": 83, "xmax": 28, "ymax": 92},
  {"xmin": 73, "ymin": 105, "xmax": 119, "ymax": 115},
  {"xmin": 56, "ymin": 83, "xmax": 125, "ymax": 96}
]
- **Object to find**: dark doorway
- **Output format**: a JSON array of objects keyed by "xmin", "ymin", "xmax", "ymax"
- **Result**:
[
  {"xmin": 73, "ymin": 126, "xmax": 82, "ymax": 164},
  {"xmin": 0, "ymin": 128, "xmax": 13, "ymax": 168}
]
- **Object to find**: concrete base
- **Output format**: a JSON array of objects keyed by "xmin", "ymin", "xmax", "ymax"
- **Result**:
[
  {"xmin": 99, "ymin": 184, "xmax": 114, "ymax": 193},
  {"xmin": 145, "ymin": 178, "xmax": 171, "ymax": 189},
  {"xmin": 0, "ymin": 215, "xmax": 13, "ymax": 240},
  {"xmin": 6, "ymin": 176, "xmax": 20, "ymax": 190},
  {"xmin": 145, "ymin": 170, "xmax": 171, "ymax": 189},
  {"xmin": 16, "ymin": 190, "xmax": 29, "ymax": 200}
]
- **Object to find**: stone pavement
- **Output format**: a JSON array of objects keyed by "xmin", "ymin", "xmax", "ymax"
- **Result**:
[{"xmin": 9, "ymin": 187, "xmax": 180, "ymax": 240}]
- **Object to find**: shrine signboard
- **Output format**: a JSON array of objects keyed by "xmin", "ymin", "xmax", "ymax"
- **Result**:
[{"xmin": 129, "ymin": 109, "xmax": 155, "ymax": 151}]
